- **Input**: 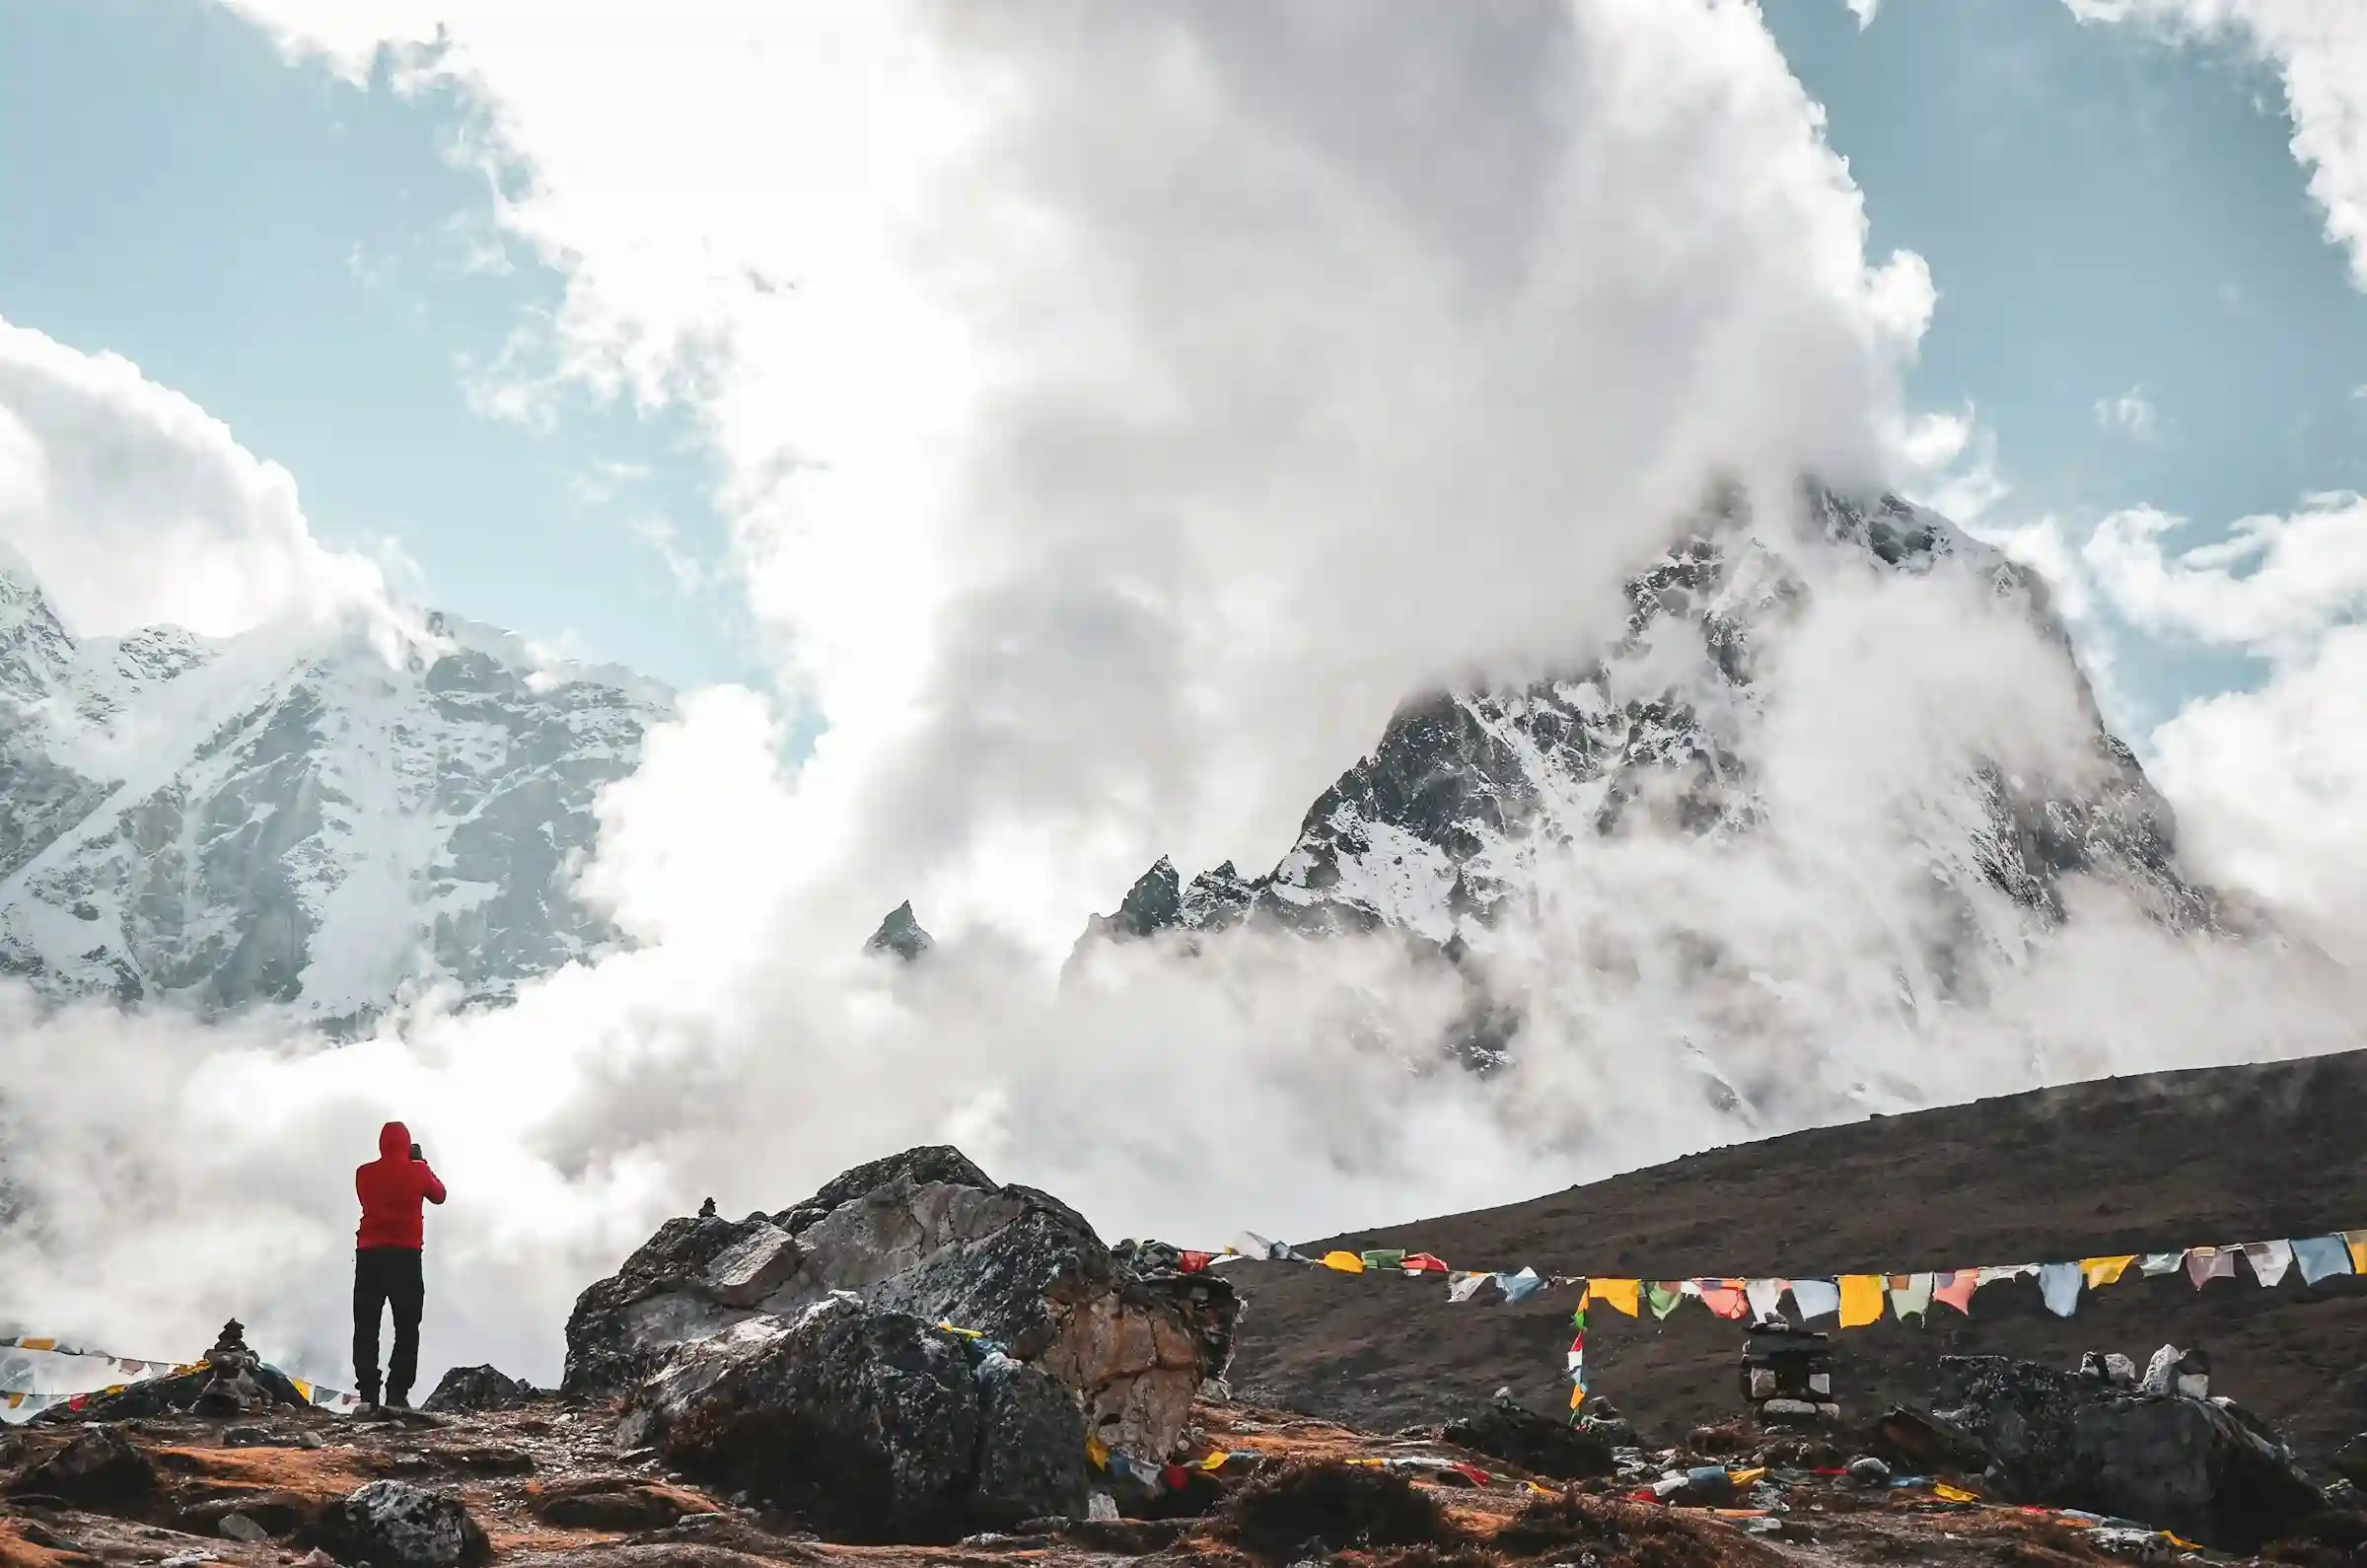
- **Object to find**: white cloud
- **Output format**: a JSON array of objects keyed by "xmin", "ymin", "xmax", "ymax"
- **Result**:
[
  {"xmin": 2082, "ymin": 491, "xmax": 2367, "ymax": 655},
  {"xmin": 2150, "ymin": 625, "xmax": 2367, "ymax": 961},
  {"xmin": 2065, "ymin": 0, "xmax": 2367, "ymax": 288},
  {"xmin": 0, "ymin": 318, "xmax": 396, "ymax": 640},
  {"xmin": 224, "ymin": 0, "xmax": 1950, "ymax": 956},
  {"xmin": 2019, "ymin": 489, "xmax": 2367, "ymax": 962},
  {"xmin": 2095, "ymin": 384, "xmax": 2161, "ymax": 441},
  {"xmin": 1847, "ymin": 0, "xmax": 1884, "ymax": 26}
]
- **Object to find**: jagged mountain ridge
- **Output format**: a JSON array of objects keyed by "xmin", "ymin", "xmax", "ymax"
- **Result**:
[
  {"xmin": 0, "ymin": 557, "xmax": 671, "ymax": 1030},
  {"xmin": 1054, "ymin": 486, "xmax": 2226, "ymax": 1061}
]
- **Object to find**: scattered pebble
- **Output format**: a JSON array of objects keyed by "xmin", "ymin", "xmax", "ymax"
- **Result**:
[{"xmin": 216, "ymin": 1513, "xmax": 269, "ymax": 1543}]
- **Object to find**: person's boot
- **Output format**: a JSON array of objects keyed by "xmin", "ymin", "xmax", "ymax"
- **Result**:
[
  {"xmin": 356, "ymin": 1384, "xmax": 382, "ymax": 1413},
  {"xmin": 386, "ymin": 1389, "xmax": 411, "ymax": 1410}
]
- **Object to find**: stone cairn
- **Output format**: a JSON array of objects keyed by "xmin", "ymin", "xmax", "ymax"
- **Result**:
[
  {"xmin": 1741, "ymin": 1317, "xmax": 1837, "ymax": 1423},
  {"xmin": 190, "ymin": 1319, "xmax": 268, "ymax": 1417}
]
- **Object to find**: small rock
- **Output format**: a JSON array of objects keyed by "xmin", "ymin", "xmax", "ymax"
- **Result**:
[
  {"xmin": 217, "ymin": 1513, "xmax": 270, "ymax": 1542},
  {"xmin": 298, "ymin": 1431, "xmax": 327, "ymax": 1451},
  {"xmin": 223, "ymin": 1427, "xmax": 274, "ymax": 1448},
  {"xmin": 159, "ymin": 1552, "xmax": 217, "ymax": 1567},
  {"xmin": 293, "ymin": 1550, "xmax": 339, "ymax": 1568},
  {"xmin": 315, "ymin": 1480, "xmax": 490, "ymax": 1568},
  {"xmin": 2104, "ymin": 1353, "xmax": 2139, "ymax": 1388},
  {"xmin": 1848, "ymin": 1456, "xmax": 1892, "ymax": 1483},
  {"xmin": 2331, "ymin": 1435, "xmax": 2367, "ymax": 1490},
  {"xmin": 1087, "ymin": 1492, "xmax": 1119, "ymax": 1523}
]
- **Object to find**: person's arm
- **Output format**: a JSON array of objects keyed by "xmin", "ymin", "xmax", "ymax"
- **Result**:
[{"xmin": 417, "ymin": 1155, "xmax": 447, "ymax": 1206}]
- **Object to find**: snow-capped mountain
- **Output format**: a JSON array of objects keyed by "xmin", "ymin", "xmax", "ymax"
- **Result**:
[
  {"xmin": 0, "ymin": 554, "xmax": 670, "ymax": 1031},
  {"xmin": 1068, "ymin": 485, "xmax": 2230, "ymax": 1059}
]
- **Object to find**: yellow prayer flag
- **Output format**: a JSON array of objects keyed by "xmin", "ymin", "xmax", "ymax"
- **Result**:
[
  {"xmin": 1086, "ymin": 1436, "xmax": 1109, "ymax": 1467},
  {"xmin": 1587, "ymin": 1278, "xmax": 1640, "ymax": 1317},
  {"xmin": 1569, "ymin": 1383, "xmax": 1585, "ymax": 1409},
  {"xmin": 1838, "ymin": 1274, "xmax": 1885, "ymax": 1328},
  {"xmin": 2345, "ymin": 1232, "xmax": 2367, "ymax": 1275},
  {"xmin": 2, "ymin": 1392, "xmax": 21, "ymax": 1409},
  {"xmin": 1527, "ymin": 1480, "xmax": 1559, "ymax": 1497},
  {"xmin": 1322, "ymin": 1250, "xmax": 1366, "ymax": 1274},
  {"xmin": 2080, "ymin": 1255, "xmax": 2137, "ymax": 1288},
  {"xmin": 1934, "ymin": 1483, "xmax": 1980, "ymax": 1503},
  {"xmin": 1728, "ymin": 1467, "xmax": 1766, "ymax": 1486},
  {"xmin": 292, "ymin": 1379, "xmax": 314, "ymax": 1401},
  {"xmin": 19, "ymin": 1338, "xmax": 54, "ymax": 1351},
  {"xmin": 1200, "ymin": 1452, "xmax": 1228, "ymax": 1470}
]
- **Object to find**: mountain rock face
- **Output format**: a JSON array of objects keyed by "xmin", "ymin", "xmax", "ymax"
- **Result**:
[
  {"xmin": 0, "ymin": 559, "xmax": 670, "ymax": 1030},
  {"xmin": 1072, "ymin": 486, "xmax": 2226, "ymax": 1063}
]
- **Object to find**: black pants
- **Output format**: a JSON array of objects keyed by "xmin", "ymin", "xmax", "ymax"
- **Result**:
[{"xmin": 353, "ymin": 1247, "xmax": 424, "ymax": 1401}]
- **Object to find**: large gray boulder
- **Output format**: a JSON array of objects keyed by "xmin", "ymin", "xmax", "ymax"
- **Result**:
[
  {"xmin": 618, "ymin": 1295, "xmax": 1087, "ymax": 1539},
  {"xmin": 1938, "ymin": 1356, "xmax": 2324, "ymax": 1550},
  {"xmin": 566, "ymin": 1145, "xmax": 1237, "ymax": 1465}
]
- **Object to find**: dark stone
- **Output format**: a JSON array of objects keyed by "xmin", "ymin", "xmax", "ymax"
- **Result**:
[
  {"xmin": 1939, "ymin": 1355, "xmax": 2323, "ymax": 1550},
  {"xmin": 971, "ymin": 1354, "xmax": 1092, "ymax": 1526},
  {"xmin": 179, "ymin": 1491, "xmax": 321, "ymax": 1537},
  {"xmin": 528, "ymin": 1476, "xmax": 710, "ymax": 1532},
  {"xmin": 1865, "ymin": 1404, "xmax": 1988, "ymax": 1473},
  {"xmin": 1214, "ymin": 1461, "xmax": 1461, "ymax": 1560},
  {"xmin": 422, "ymin": 1365, "xmax": 537, "ymax": 1415},
  {"xmin": 1439, "ymin": 1400, "xmax": 1615, "ymax": 1481},
  {"xmin": 624, "ymin": 1298, "xmax": 994, "ymax": 1543},
  {"xmin": 7, "ymin": 1425, "xmax": 157, "ymax": 1505},
  {"xmin": 311, "ymin": 1480, "xmax": 491, "ymax": 1568},
  {"xmin": 560, "ymin": 1213, "xmax": 794, "ymax": 1398},
  {"xmin": 2330, "ymin": 1434, "xmax": 2367, "ymax": 1492}
]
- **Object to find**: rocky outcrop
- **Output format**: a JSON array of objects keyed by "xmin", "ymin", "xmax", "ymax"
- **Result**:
[
  {"xmin": 567, "ymin": 1146, "xmax": 1238, "ymax": 1473},
  {"xmin": 1938, "ymin": 1354, "xmax": 2325, "ymax": 1550},
  {"xmin": 423, "ymin": 1364, "xmax": 538, "ymax": 1415}
]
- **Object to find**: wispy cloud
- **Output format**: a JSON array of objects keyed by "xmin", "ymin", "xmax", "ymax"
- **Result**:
[
  {"xmin": 629, "ymin": 516, "xmax": 708, "ymax": 596},
  {"xmin": 2095, "ymin": 384, "xmax": 2161, "ymax": 441}
]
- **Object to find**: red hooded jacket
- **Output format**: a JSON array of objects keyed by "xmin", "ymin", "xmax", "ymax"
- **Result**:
[{"xmin": 356, "ymin": 1120, "xmax": 446, "ymax": 1250}]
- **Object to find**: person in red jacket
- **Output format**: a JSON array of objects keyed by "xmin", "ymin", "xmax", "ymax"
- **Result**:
[{"xmin": 353, "ymin": 1120, "xmax": 446, "ymax": 1409}]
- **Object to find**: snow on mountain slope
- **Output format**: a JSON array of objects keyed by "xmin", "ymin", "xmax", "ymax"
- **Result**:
[
  {"xmin": 1068, "ymin": 484, "xmax": 2235, "ymax": 1074},
  {"xmin": 0, "ymin": 558, "xmax": 671, "ymax": 1030}
]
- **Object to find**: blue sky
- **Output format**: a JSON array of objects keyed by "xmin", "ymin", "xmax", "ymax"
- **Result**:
[
  {"xmin": 0, "ymin": 0, "xmax": 755, "ymax": 688},
  {"xmin": 1, "ymin": 0, "xmax": 2359, "ymax": 728}
]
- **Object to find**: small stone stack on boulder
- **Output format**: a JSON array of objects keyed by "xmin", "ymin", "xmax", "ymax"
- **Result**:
[
  {"xmin": 34, "ymin": 1320, "xmax": 313, "ymax": 1425},
  {"xmin": 562, "ymin": 1145, "xmax": 1240, "ymax": 1540}
]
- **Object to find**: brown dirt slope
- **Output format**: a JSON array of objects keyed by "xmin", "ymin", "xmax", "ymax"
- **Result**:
[{"xmin": 1225, "ymin": 1047, "xmax": 2367, "ymax": 1461}]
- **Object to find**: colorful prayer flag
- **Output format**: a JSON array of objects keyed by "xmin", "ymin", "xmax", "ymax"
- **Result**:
[
  {"xmin": 1322, "ymin": 1250, "xmax": 1365, "ymax": 1274},
  {"xmin": 1837, "ymin": 1274, "xmax": 1884, "ymax": 1328},
  {"xmin": 2079, "ymin": 1255, "xmax": 2137, "ymax": 1288},
  {"xmin": 1587, "ymin": 1278, "xmax": 1639, "ymax": 1317}
]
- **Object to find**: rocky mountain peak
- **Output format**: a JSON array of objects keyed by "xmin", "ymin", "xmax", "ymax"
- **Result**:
[
  {"xmin": 865, "ymin": 900, "xmax": 935, "ymax": 962},
  {"xmin": 1068, "ymin": 482, "xmax": 2231, "ymax": 1076}
]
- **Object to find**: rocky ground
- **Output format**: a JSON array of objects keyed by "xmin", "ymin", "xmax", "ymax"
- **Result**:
[
  {"xmin": 10, "ymin": 1059, "xmax": 2367, "ymax": 1568},
  {"xmin": 8, "ymin": 1379, "xmax": 2365, "ymax": 1568}
]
